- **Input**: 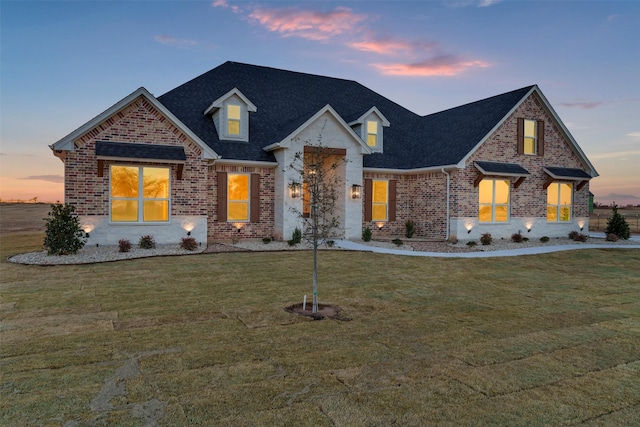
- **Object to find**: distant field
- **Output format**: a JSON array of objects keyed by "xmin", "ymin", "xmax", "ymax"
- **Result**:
[
  {"xmin": 0, "ymin": 203, "xmax": 50, "ymax": 234},
  {"xmin": 590, "ymin": 206, "xmax": 640, "ymax": 233}
]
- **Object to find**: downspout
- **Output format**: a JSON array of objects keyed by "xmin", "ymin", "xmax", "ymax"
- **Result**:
[{"xmin": 441, "ymin": 168, "xmax": 450, "ymax": 241}]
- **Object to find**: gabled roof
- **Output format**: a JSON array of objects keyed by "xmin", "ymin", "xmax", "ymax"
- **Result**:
[
  {"xmin": 50, "ymin": 87, "xmax": 219, "ymax": 160},
  {"xmin": 346, "ymin": 106, "xmax": 391, "ymax": 127},
  {"xmin": 155, "ymin": 62, "xmax": 596, "ymax": 174},
  {"xmin": 203, "ymin": 87, "xmax": 257, "ymax": 115}
]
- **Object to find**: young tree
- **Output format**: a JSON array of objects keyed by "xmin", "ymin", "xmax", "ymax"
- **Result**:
[
  {"xmin": 288, "ymin": 134, "xmax": 347, "ymax": 313},
  {"xmin": 605, "ymin": 203, "xmax": 631, "ymax": 239}
]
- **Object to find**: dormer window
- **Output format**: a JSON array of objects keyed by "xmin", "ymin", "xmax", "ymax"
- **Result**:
[
  {"xmin": 367, "ymin": 120, "xmax": 378, "ymax": 147},
  {"xmin": 203, "ymin": 88, "xmax": 257, "ymax": 143},
  {"xmin": 227, "ymin": 104, "xmax": 242, "ymax": 136},
  {"xmin": 347, "ymin": 107, "xmax": 390, "ymax": 154}
]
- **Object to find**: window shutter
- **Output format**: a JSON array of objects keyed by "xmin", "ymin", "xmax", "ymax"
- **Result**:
[
  {"xmin": 250, "ymin": 173, "xmax": 260, "ymax": 223},
  {"xmin": 537, "ymin": 120, "xmax": 545, "ymax": 156},
  {"xmin": 217, "ymin": 172, "xmax": 227, "ymax": 222},
  {"xmin": 517, "ymin": 118, "xmax": 524, "ymax": 155},
  {"xmin": 364, "ymin": 179, "xmax": 372, "ymax": 222},
  {"xmin": 388, "ymin": 180, "xmax": 397, "ymax": 222}
]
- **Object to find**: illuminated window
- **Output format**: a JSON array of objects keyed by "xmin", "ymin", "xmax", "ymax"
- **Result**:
[
  {"xmin": 372, "ymin": 180, "xmax": 388, "ymax": 221},
  {"xmin": 547, "ymin": 183, "xmax": 572, "ymax": 222},
  {"xmin": 110, "ymin": 165, "xmax": 169, "ymax": 222},
  {"xmin": 367, "ymin": 120, "xmax": 378, "ymax": 147},
  {"xmin": 227, "ymin": 104, "xmax": 241, "ymax": 136},
  {"xmin": 478, "ymin": 179, "xmax": 509, "ymax": 223},
  {"xmin": 227, "ymin": 173, "xmax": 249, "ymax": 221},
  {"xmin": 524, "ymin": 119, "xmax": 537, "ymax": 155}
]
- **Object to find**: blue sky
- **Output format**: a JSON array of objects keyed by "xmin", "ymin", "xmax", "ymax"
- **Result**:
[{"xmin": 1, "ymin": 0, "xmax": 639, "ymax": 204}]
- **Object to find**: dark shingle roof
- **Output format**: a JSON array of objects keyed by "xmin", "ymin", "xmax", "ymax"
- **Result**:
[
  {"xmin": 96, "ymin": 141, "xmax": 186, "ymax": 161},
  {"xmin": 544, "ymin": 167, "xmax": 592, "ymax": 180},
  {"xmin": 157, "ymin": 61, "xmax": 533, "ymax": 169},
  {"xmin": 475, "ymin": 161, "xmax": 530, "ymax": 176}
]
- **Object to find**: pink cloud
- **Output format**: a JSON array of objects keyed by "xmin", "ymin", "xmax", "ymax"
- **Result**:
[
  {"xmin": 349, "ymin": 36, "xmax": 437, "ymax": 56},
  {"xmin": 372, "ymin": 55, "xmax": 490, "ymax": 77},
  {"xmin": 212, "ymin": 0, "xmax": 241, "ymax": 13},
  {"xmin": 248, "ymin": 6, "xmax": 367, "ymax": 41}
]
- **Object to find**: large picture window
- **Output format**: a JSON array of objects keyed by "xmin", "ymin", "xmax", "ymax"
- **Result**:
[
  {"xmin": 110, "ymin": 165, "xmax": 170, "ymax": 222},
  {"xmin": 478, "ymin": 179, "xmax": 509, "ymax": 223},
  {"xmin": 372, "ymin": 180, "xmax": 388, "ymax": 221},
  {"xmin": 547, "ymin": 183, "xmax": 572, "ymax": 222},
  {"xmin": 227, "ymin": 173, "xmax": 250, "ymax": 221}
]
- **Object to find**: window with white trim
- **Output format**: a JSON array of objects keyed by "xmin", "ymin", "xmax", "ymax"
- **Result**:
[
  {"xmin": 372, "ymin": 180, "xmax": 388, "ymax": 221},
  {"xmin": 478, "ymin": 179, "xmax": 509, "ymax": 223},
  {"xmin": 366, "ymin": 120, "xmax": 378, "ymax": 147},
  {"xmin": 227, "ymin": 173, "xmax": 250, "ymax": 221},
  {"xmin": 547, "ymin": 182, "xmax": 572, "ymax": 222},
  {"xmin": 110, "ymin": 165, "xmax": 170, "ymax": 222},
  {"xmin": 227, "ymin": 104, "xmax": 242, "ymax": 136},
  {"xmin": 524, "ymin": 119, "xmax": 537, "ymax": 155}
]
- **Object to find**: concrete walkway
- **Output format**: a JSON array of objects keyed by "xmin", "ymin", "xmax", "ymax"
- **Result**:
[{"xmin": 334, "ymin": 233, "xmax": 640, "ymax": 258}]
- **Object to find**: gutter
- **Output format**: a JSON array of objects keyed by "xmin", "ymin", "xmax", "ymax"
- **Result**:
[{"xmin": 441, "ymin": 168, "xmax": 450, "ymax": 241}]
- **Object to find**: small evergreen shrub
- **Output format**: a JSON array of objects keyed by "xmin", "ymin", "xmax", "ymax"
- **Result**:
[
  {"xmin": 287, "ymin": 239, "xmax": 296, "ymax": 246},
  {"xmin": 180, "ymin": 237, "xmax": 198, "ymax": 251},
  {"xmin": 605, "ymin": 204, "xmax": 631, "ymax": 239},
  {"xmin": 262, "ymin": 237, "xmax": 272, "ymax": 244},
  {"xmin": 326, "ymin": 240, "xmax": 335, "ymax": 248},
  {"xmin": 568, "ymin": 230, "xmax": 579, "ymax": 240},
  {"xmin": 392, "ymin": 238, "xmax": 403, "ymax": 246},
  {"xmin": 362, "ymin": 226, "xmax": 372, "ymax": 242},
  {"xmin": 466, "ymin": 241, "xmax": 477, "ymax": 247},
  {"xmin": 118, "ymin": 239, "xmax": 132, "ymax": 253},
  {"xmin": 540, "ymin": 236, "xmax": 550, "ymax": 243},
  {"xmin": 139, "ymin": 235, "xmax": 156, "ymax": 249},
  {"xmin": 405, "ymin": 220, "xmax": 415, "ymax": 238},
  {"xmin": 606, "ymin": 233, "xmax": 619, "ymax": 242},
  {"xmin": 511, "ymin": 233, "xmax": 524, "ymax": 243},
  {"xmin": 43, "ymin": 203, "xmax": 86, "ymax": 255},
  {"xmin": 292, "ymin": 228, "xmax": 302, "ymax": 244},
  {"xmin": 523, "ymin": 237, "xmax": 529, "ymax": 242},
  {"xmin": 480, "ymin": 233, "xmax": 492, "ymax": 246}
]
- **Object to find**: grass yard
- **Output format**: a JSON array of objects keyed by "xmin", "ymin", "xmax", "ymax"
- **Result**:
[{"xmin": 1, "ymin": 230, "xmax": 640, "ymax": 425}]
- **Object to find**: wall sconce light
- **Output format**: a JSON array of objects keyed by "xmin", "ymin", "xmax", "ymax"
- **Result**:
[
  {"xmin": 351, "ymin": 184, "xmax": 362, "ymax": 199},
  {"xmin": 289, "ymin": 182, "xmax": 302, "ymax": 198},
  {"xmin": 376, "ymin": 222, "xmax": 385, "ymax": 230}
]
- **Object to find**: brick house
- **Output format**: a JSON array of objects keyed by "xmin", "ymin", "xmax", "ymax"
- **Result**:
[{"xmin": 50, "ymin": 62, "xmax": 598, "ymax": 246}]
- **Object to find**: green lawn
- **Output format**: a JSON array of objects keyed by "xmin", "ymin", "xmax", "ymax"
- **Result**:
[{"xmin": 1, "ymin": 232, "xmax": 639, "ymax": 426}]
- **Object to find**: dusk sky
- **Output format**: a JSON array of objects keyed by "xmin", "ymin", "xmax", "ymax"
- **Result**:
[{"xmin": 2, "ymin": 0, "xmax": 639, "ymax": 204}]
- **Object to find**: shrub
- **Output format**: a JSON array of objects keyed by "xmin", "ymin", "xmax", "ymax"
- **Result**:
[
  {"xmin": 568, "ymin": 230, "xmax": 579, "ymax": 240},
  {"xmin": 605, "ymin": 203, "xmax": 631, "ymax": 240},
  {"xmin": 287, "ymin": 239, "xmax": 296, "ymax": 246},
  {"xmin": 43, "ymin": 203, "xmax": 86, "ymax": 255},
  {"xmin": 180, "ymin": 237, "xmax": 198, "ymax": 251},
  {"xmin": 574, "ymin": 233, "xmax": 588, "ymax": 242},
  {"xmin": 118, "ymin": 239, "xmax": 131, "ymax": 253},
  {"xmin": 326, "ymin": 239, "xmax": 335, "ymax": 248},
  {"xmin": 139, "ymin": 235, "xmax": 156, "ymax": 249},
  {"xmin": 262, "ymin": 237, "xmax": 272, "ymax": 244},
  {"xmin": 606, "ymin": 233, "xmax": 619, "ymax": 242},
  {"xmin": 466, "ymin": 241, "xmax": 477, "ymax": 247},
  {"xmin": 523, "ymin": 237, "xmax": 529, "ymax": 242},
  {"xmin": 405, "ymin": 220, "xmax": 415, "ymax": 238},
  {"xmin": 511, "ymin": 233, "xmax": 524, "ymax": 243},
  {"xmin": 480, "ymin": 233, "xmax": 492, "ymax": 246},
  {"xmin": 362, "ymin": 226, "xmax": 372, "ymax": 242},
  {"xmin": 392, "ymin": 238, "xmax": 403, "ymax": 246},
  {"xmin": 540, "ymin": 236, "xmax": 550, "ymax": 243},
  {"xmin": 292, "ymin": 228, "xmax": 302, "ymax": 244}
]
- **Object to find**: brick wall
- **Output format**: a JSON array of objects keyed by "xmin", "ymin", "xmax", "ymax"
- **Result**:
[
  {"xmin": 362, "ymin": 171, "xmax": 448, "ymax": 239},
  {"xmin": 208, "ymin": 164, "xmax": 275, "ymax": 241},
  {"xmin": 65, "ymin": 96, "xmax": 209, "ymax": 217},
  {"xmin": 451, "ymin": 92, "xmax": 590, "ymax": 221}
]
